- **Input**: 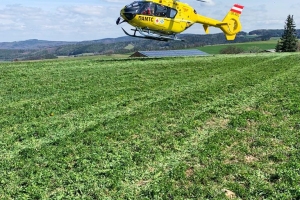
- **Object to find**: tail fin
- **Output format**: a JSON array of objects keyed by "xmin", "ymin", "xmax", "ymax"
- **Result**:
[{"xmin": 219, "ymin": 4, "xmax": 244, "ymax": 40}]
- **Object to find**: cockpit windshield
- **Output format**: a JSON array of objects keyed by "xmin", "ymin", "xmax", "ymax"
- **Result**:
[
  {"xmin": 138, "ymin": 2, "xmax": 154, "ymax": 15},
  {"xmin": 125, "ymin": 2, "xmax": 154, "ymax": 15},
  {"xmin": 124, "ymin": 1, "xmax": 177, "ymax": 18},
  {"xmin": 124, "ymin": 1, "xmax": 141, "ymax": 13},
  {"xmin": 125, "ymin": 1, "xmax": 141, "ymax": 9}
]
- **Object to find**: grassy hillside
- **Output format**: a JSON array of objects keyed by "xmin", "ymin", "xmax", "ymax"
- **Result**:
[
  {"xmin": 199, "ymin": 40, "xmax": 278, "ymax": 54},
  {"xmin": 1, "ymin": 53, "xmax": 300, "ymax": 199}
]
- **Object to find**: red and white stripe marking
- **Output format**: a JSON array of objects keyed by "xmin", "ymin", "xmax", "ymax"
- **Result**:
[{"xmin": 230, "ymin": 4, "xmax": 244, "ymax": 14}]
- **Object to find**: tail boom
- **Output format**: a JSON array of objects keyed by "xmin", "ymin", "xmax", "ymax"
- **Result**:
[{"xmin": 196, "ymin": 4, "xmax": 244, "ymax": 40}]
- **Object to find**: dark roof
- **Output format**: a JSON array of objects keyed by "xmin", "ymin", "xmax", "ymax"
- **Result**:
[{"xmin": 130, "ymin": 49, "xmax": 209, "ymax": 58}]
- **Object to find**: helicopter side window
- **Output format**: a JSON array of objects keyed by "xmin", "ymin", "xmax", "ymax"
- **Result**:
[
  {"xmin": 169, "ymin": 9, "xmax": 177, "ymax": 18},
  {"xmin": 155, "ymin": 5, "xmax": 167, "ymax": 17}
]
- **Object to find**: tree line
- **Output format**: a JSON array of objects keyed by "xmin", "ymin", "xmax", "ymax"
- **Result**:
[{"xmin": 1, "ymin": 15, "xmax": 299, "ymax": 61}]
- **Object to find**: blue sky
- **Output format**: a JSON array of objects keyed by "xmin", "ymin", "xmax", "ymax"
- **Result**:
[{"xmin": 0, "ymin": 0, "xmax": 299, "ymax": 42}]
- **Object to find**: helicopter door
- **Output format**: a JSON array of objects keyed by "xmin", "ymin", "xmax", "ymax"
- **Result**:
[
  {"xmin": 152, "ymin": 4, "xmax": 168, "ymax": 27},
  {"xmin": 154, "ymin": 4, "xmax": 167, "ymax": 17},
  {"xmin": 153, "ymin": 5, "xmax": 178, "ymax": 28}
]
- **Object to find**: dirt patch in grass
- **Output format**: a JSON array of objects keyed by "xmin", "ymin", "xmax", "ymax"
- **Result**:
[
  {"xmin": 205, "ymin": 117, "xmax": 230, "ymax": 130},
  {"xmin": 245, "ymin": 155, "xmax": 258, "ymax": 163}
]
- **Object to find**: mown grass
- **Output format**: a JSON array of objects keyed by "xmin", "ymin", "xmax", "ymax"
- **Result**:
[
  {"xmin": 1, "ymin": 53, "xmax": 300, "ymax": 199},
  {"xmin": 199, "ymin": 40, "xmax": 278, "ymax": 54}
]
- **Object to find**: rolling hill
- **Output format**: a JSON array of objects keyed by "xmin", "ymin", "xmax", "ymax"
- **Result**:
[{"xmin": 0, "ymin": 29, "xmax": 299, "ymax": 61}]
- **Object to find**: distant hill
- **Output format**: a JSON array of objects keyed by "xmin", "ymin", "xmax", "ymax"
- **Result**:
[
  {"xmin": 0, "ymin": 29, "xmax": 299, "ymax": 61},
  {"xmin": 0, "ymin": 37, "xmax": 138, "ymax": 50},
  {"xmin": 249, "ymin": 29, "xmax": 300, "ymax": 38},
  {"xmin": 0, "ymin": 39, "xmax": 76, "ymax": 50}
]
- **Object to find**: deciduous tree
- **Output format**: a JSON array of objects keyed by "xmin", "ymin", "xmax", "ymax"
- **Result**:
[{"xmin": 220, "ymin": 46, "xmax": 244, "ymax": 54}]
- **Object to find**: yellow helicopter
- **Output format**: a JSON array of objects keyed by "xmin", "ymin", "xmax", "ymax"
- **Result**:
[{"xmin": 116, "ymin": 0, "xmax": 244, "ymax": 41}]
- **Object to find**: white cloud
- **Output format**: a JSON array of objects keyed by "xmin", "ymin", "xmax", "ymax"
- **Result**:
[
  {"xmin": 0, "ymin": 0, "xmax": 300, "ymax": 42},
  {"xmin": 0, "ymin": 3, "xmax": 122, "ymax": 41}
]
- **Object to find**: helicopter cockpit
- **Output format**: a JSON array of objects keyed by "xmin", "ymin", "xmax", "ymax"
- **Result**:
[{"xmin": 122, "ymin": 1, "xmax": 177, "ymax": 21}]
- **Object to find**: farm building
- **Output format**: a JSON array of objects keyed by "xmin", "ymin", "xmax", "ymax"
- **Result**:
[{"xmin": 130, "ymin": 49, "xmax": 209, "ymax": 58}]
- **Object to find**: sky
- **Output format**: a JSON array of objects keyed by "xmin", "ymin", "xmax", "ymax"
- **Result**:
[{"xmin": 0, "ymin": 0, "xmax": 299, "ymax": 42}]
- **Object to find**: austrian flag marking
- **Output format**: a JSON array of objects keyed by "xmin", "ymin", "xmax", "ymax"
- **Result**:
[{"xmin": 230, "ymin": 4, "xmax": 244, "ymax": 14}]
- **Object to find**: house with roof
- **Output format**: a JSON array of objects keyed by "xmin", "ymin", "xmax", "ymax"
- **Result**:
[{"xmin": 130, "ymin": 49, "xmax": 209, "ymax": 58}]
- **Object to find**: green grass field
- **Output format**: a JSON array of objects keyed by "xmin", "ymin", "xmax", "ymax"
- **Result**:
[
  {"xmin": 199, "ymin": 40, "xmax": 278, "ymax": 54},
  {"xmin": 1, "ymin": 53, "xmax": 300, "ymax": 199}
]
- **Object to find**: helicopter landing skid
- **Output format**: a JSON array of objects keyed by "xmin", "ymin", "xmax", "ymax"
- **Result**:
[{"xmin": 121, "ymin": 28, "xmax": 184, "ymax": 42}]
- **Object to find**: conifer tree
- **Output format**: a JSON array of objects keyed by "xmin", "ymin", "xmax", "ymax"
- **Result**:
[
  {"xmin": 276, "ymin": 15, "xmax": 298, "ymax": 52},
  {"xmin": 275, "ymin": 41, "xmax": 281, "ymax": 52}
]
